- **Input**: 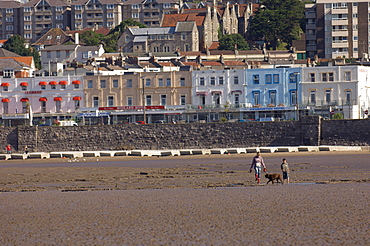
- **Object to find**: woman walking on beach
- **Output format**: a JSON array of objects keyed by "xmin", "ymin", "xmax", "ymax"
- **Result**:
[{"xmin": 250, "ymin": 151, "xmax": 266, "ymax": 185}]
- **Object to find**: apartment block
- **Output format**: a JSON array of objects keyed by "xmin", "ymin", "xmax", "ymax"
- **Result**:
[
  {"xmin": 306, "ymin": 0, "xmax": 370, "ymax": 59},
  {"xmin": 0, "ymin": 1, "xmax": 22, "ymax": 40}
]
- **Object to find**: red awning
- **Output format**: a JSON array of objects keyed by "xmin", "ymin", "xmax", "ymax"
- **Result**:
[
  {"xmin": 2, "ymin": 98, "xmax": 10, "ymax": 102},
  {"xmin": 20, "ymin": 82, "xmax": 28, "ymax": 86},
  {"xmin": 49, "ymin": 81, "xmax": 58, "ymax": 85},
  {"xmin": 39, "ymin": 81, "xmax": 47, "ymax": 86},
  {"xmin": 1, "ymin": 83, "xmax": 10, "ymax": 87},
  {"xmin": 73, "ymin": 96, "xmax": 81, "ymax": 101},
  {"xmin": 39, "ymin": 97, "xmax": 47, "ymax": 102},
  {"xmin": 211, "ymin": 91, "xmax": 222, "ymax": 95},
  {"xmin": 54, "ymin": 97, "xmax": 62, "ymax": 101},
  {"xmin": 72, "ymin": 80, "xmax": 81, "ymax": 84},
  {"xmin": 20, "ymin": 98, "xmax": 29, "ymax": 102},
  {"xmin": 59, "ymin": 81, "xmax": 68, "ymax": 85}
]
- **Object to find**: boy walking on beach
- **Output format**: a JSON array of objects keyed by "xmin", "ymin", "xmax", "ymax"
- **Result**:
[{"xmin": 281, "ymin": 158, "xmax": 290, "ymax": 184}]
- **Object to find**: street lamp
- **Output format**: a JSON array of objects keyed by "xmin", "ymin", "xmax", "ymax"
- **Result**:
[{"xmin": 140, "ymin": 76, "xmax": 146, "ymax": 123}]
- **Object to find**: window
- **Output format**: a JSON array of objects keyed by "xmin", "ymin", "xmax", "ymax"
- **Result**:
[
  {"xmin": 47, "ymin": 51, "xmax": 51, "ymax": 58},
  {"xmin": 107, "ymin": 4, "xmax": 114, "ymax": 9},
  {"xmin": 127, "ymin": 96, "xmax": 133, "ymax": 106},
  {"xmin": 100, "ymin": 80, "xmax": 106, "ymax": 88},
  {"xmin": 289, "ymin": 73, "xmax": 298, "ymax": 83},
  {"xmin": 6, "ymin": 8, "xmax": 13, "ymax": 13},
  {"xmin": 266, "ymin": 74, "xmax": 272, "ymax": 84},
  {"xmin": 273, "ymin": 74, "xmax": 279, "ymax": 84},
  {"xmin": 181, "ymin": 33, "xmax": 186, "ymax": 40},
  {"xmin": 56, "ymin": 51, "xmax": 60, "ymax": 58},
  {"xmin": 87, "ymin": 80, "xmax": 93, "ymax": 88},
  {"xmin": 74, "ymin": 83, "xmax": 79, "ymax": 89},
  {"xmin": 180, "ymin": 78, "xmax": 185, "ymax": 87},
  {"xmin": 345, "ymin": 72, "xmax": 351, "ymax": 81},
  {"xmin": 253, "ymin": 91, "xmax": 260, "ymax": 105},
  {"xmin": 75, "ymin": 100, "xmax": 80, "ymax": 110},
  {"xmin": 180, "ymin": 95, "xmax": 186, "ymax": 105},
  {"xmin": 309, "ymin": 73, "xmax": 315, "ymax": 82},
  {"xmin": 51, "ymin": 84, "xmax": 56, "ymax": 90},
  {"xmin": 66, "ymin": 50, "xmax": 70, "ymax": 58},
  {"xmin": 325, "ymin": 90, "xmax": 331, "ymax": 103},
  {"xmin": 127, "ymin": 79, "xmax": 132, "ymax": 87},
  {"xmin": 210, "ymin": 77, "xmax": 215, "ymax": 85},
  {"xmin": 160, "ymin": 95, "xmax": 167, "ymax": 105},
  {"xmin": 269, "ymin": 91, "xmax": 276, "ymax": 105},
  {"xmin": 132, "ymin": 4, "xmax": 139, "ymax": 9},
  {"xmin": 213, "ymin": 93, "xmax": 221, "ymax": 106},
  {"xmin": 132, "ymin": 13, "xmax": 139, "ymax": 18},
  {"xmin": 22, "ymin": 85, "xmax": 28, "ymax": 91},
  {"xmin": 75, "ymin": 5, "xmax": 82, "ymax": 10},
  {"xmin": 6, "ymin": 26, "xmax": 13, "ymax": 31},
  {"xmin": 24, "ymin": 16, "xmax": 31, "ymax": 21},
  {"xmin": 55, "ymin": 100, "xmax": 61, "ymax": 113},
  {"xmin": 200, "ymin": 77, "xmax": 205, "ymax": 86},
  {"xmin": 233, "ymin": 76, "xmax": 239, "ymax": 85},
  {"xmin": 56, "ymin": 6, "xmax": 63, "ymax": 11},
  {"xmin": 56, "ymin": 15, "xmax": 63, "ymax": 20},
  {"xmin": 107, "ymin": 13, "xmax": 114, "ymax": 18},
  {"xmin": 112, "ymin": 79, "xmax": 118, "ymax": 88},
  {"xmin": 24, "ymin": 34, "xmax": 32, "ymax": 39},
  {"xmin": 24, "ymin": 25, "xmax": 31, "ymax": 30},
  {"xmin": 41, "ymin": 84, "xmax": 46, "ymax": 90},
  {"xmin": 163, "ymin": 46, "xmax": 170, "ymax": 52},
  {"xmin": 234, "ymin": 93, "xmax": 240, "ymax": 106},
  {"xmin": 322, "ymin": 72, "xmax": 334, "ymax": 82},
  {"xmin": 93, "ymin": 97, "xmax": 99, "ymax": 107},
  {"xmin": 108, "ymin": 96, "xmax": 114, "ymax": 107},
  {"xmin": 310, "ymin": 91, "xmax": 316, "ymax": 104},
  {"xmin": 6, "ymin": 17, "xmax": 13, "ymax": 22},
  {"xmin": 218, "ymin": 76, "xmax": 224, "ymax": 85},
  {"xmin": 166, "ymin": 78, "xmax": 171, "ymax": 87},
  {"xmin": 291, "ymin": 91, "xmax": 297, "ymax": 105},
  {"xmin": 145, "ymin": 78, "xmax": 150, "ymax": 87},
  {"xmin": 41, "ymin": 101, "xmax": 46, "ymax": 113},
  {"xmin": 24, "ymin": 7, "xmax": 31, "ymax": 12},
  {"xmin": 2, "ymin": 86, "xmax": 8, "ymax": 92},
  {"xmin": 75, "ymin": 14, "xmax": 82, "ymax": 19},
  {"xmin": 4, "ymin": 69, "xmax": 14, "ymax": 78},
  {"xmin": 21, "ymin": 101, "xmax": 28, "ymax": 113},
  {"xmin": 346, "ymin": 91, "xmax": 351, "ymax": 104},
  {"xmin": 158, "ymin": 78, "xmax": 163, "ymax": 87},
  {"xmin": 61, "ymin": 84, "xmax": 66, "ymax": 90},
  {"xmin": 253, "ymin": 75, "xmax": 259, "ymax": 84},
  {"xmin": 164, "ymin": 3, "xmax": 171, "ymax": 8},
  {"xmin": 145, "ymin": 95, "xmax": 152, "ymax": 106}
]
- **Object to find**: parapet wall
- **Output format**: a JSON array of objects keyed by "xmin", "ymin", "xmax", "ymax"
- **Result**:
[{"xmin": 2, "ymin": 116, "xmax": 370, "ymax": 153}]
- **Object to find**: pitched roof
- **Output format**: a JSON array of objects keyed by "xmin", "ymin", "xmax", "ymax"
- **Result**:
[
  {"xmin": 32, "ymin": 28, "xmax": 74, "ymax": 46},
  {"xmin": 161, "ymin": 12, "xmax": 206, "ymax": 27},
  {"xmin": 208, "ymin": 42, "xmax": 219, "ymax": 50},
  {"xmin": 23, "ymin": 0, "xmax": 69, "ymax": 7},
  {"xmin": 0, "ymin": 1, "xmax": 21, "ymax": 8},
  {"xmin": 0, "ymin": 48, "xmax": 21, "ymax": 57},
  {"xmin": 175, "ymin": 21, "xmax": 196, "ymax": 32},
  {"xmin": 129, "ymin": 26, "xmax": 174, "ymax": 35},
  {"xmin": 0, "ymin": 57, "xmax": 34, "ymax": 67},
  {"xmin": 42, "ymin": 44, "xmax": 79, "ymax": 51},
  {"xmin": 0, "ymin": 58, "xmax": 31, "ymax": 69},
  {"xmin": 77, "ymin": 46, "xmax": 102, "ymax": 52},
  {"xmin": 66, "ymin": 27, "xmax": 110, "ymax": 36}
]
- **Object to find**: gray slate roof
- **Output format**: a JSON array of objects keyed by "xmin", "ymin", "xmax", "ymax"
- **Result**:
[
  {"xmin": 129, "ymin": 27, "xmax": 175, "ymax": 35},
  {"xmin": 0, "ymin": 58, "xmax": 30, "ymax": 69},
  {"xmin": 175, "ymin": 21, "xmax": 195, "ymax": 32},
  {"xmin": 0, "ymin": 48, "xmax": 21, "ymax": 57},
  {"xmin": 43, "ymin": 44, "xmax": 79, "ymax": 51}
]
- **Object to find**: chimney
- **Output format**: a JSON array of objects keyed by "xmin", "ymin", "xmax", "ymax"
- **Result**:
[{"xmin": 75, "ymin": 33, "xmax": 79, "ymax": 45}]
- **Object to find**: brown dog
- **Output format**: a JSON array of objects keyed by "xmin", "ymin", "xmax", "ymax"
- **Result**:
[{"xmin": 265, "ymin": 173, "xmax": 282, "ymax": 184}]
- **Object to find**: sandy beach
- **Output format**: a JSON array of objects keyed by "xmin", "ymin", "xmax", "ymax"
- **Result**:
[{"xmin": 1, "ymin": 151, "xmax": 369, "ymax": 245}]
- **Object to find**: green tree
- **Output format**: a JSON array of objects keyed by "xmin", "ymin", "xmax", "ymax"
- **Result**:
[
  {"xmin": 80, "ymin": 30, "xmax": 105, "ymax": 46},
  {"xmin": 333, "ymin": 113, "xmax": 344, "ymax": 120},
  {"xmin": 218, "ymin": 34, "xmax": 249, "ymax": 51},
  {"xmin": 3, "ymin": 35, "xmax": 41, "ymax": 69},
  {"xmin": 247, "ymin": 0, "xmax": 304, "ymax": 50},
  {"xmin": 110, "ymin": 19, "xmax": 146, "ymax": 35}
]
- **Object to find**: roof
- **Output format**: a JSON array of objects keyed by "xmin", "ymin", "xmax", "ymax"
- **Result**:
[
  {"xmin": 208, "ymin": 42, "xmax": 219, "ymax": 50},
  {"xmin": 133, "ymin": 36, "xmax": 148, "ymax": 42},
  {"xmin": 0, "ymin": 58, "xmax": 31, "ymax": 69},
  {"xmin": 123, "ymin": 0, "xmax": 178, "ymax": 4},
  {"xmin": 129, "ymin": 27, "xmax": 174, "ymax": 35},
  {"xmin": 66, "ymin": 27, "xmax": 111, "ymax": 36},
  {"xmin": 42, "ymin": 44, "xmax": 79, "ymax": 51},
  {"xmin": 32, "ymin": 28, "xmax": 74, "ymax": 46},
  {"xmin": 77, "ymin": 46, "xmax": 102, "ymax": 52},
  {"xmin": 0, "ymin": 1, "xmax": 21, "ymax": 8},
  {"xmin": 224, "ymin": 60, "xmax": 247, "ymax": 66},
  {"xmin": 0, "ymin": 48, "xmax": 21, "ymax": 57},
  {"xmin": 161, "ymin": 12, "xmax": 206, "ymax": 27},
  {"xmin": 70, "ymin": 0, "xmax": 121, "ymax": 5},
  {"xmin": 202, "ymin": 61, "xmax": 223, "ymax": 66},
  {"xmin": 175, "ymin": 21, "xmax": 196, "ymax": 32},
  {"xmin": 23, "ymin": 0, "xmax": 69, "ymax": 7}
]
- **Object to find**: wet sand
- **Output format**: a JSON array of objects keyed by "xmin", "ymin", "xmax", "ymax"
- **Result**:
[{"xmin": 1, "ymin": 151, "xmax": 370, "ymax": 245}]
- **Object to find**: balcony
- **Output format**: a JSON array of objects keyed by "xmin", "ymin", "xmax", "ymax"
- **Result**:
[
  {"xmin": 332, "ymin": 41, "xmax": 349, "ymax": 48},
  {"xmin": 332, "ymin": 30, "xmax": 348, "ymax": 37},
  {"xmin": 302, "ymin": 99, "xmax": 358, "ymax": 108},
  {"xmin": 306, "ymin": 34, "xmax": 316, "ymax": 41},
  {"xmin": 306, "ymin": 44, "xmax": 317, "ymax": 52},
  {"xmin": 331, "ymin": 8, "xmax": 348, "ymax": 15},
  {"xmin": 305, "ymin": 11, "xmax": 316, "ymax": 19},
  {"xmin": 331, "ymin": 19, "xmax": 348, "ymax": 26}
]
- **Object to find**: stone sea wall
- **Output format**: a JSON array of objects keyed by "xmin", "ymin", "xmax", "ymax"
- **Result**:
[{"xmin": 2, "ymin": 116, "xmax": 370, "ymax": 152}]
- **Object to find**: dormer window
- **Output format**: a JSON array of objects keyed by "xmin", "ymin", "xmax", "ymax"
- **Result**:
[{"xmin": 47, "ymin": 35, "xmax": 52, "ymax": 40}]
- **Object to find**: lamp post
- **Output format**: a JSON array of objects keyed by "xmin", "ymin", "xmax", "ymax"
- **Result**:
[{"xmin": 140, "ymin": 76, "xmax": 146, "ymax": 123}]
